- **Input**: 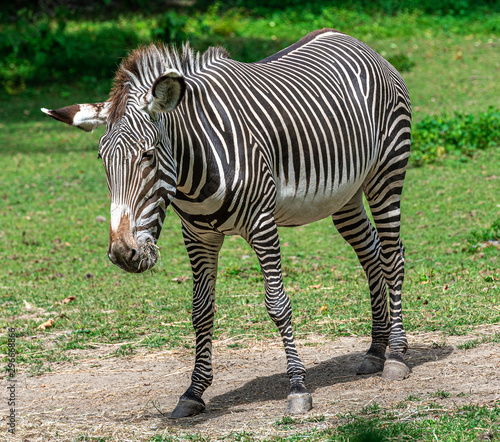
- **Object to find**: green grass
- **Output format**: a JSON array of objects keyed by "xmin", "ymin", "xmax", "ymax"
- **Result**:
[
  {"xmin": 148, "ymin": 403, "xmax": 500, "ymax": 441},
  {"xmin": 3, "ymin": 10, "xmax": 498, "ymax": 371},
  {"xmin": 1, "ymin": 111, "xmax": 499, "ymax": 372},
  {"xmin": 329, "ymin": 403, "xmax": 500, "ymax": 442},
  {"xmin": 468, "ymin": 218, "xmax": 500, "ymax": 248},
  {"xmin": 457, "ymin": 332, "xmax": 500, "ymax": 350},
  {"xmin": 1, "ymin": 18, "xmax": 499, "ymax": 366}
]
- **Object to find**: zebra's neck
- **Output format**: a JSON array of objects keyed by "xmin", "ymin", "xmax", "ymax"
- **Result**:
[{"xmin": 165, "ymin": 87, "xmax": 227, "ymax": 205}]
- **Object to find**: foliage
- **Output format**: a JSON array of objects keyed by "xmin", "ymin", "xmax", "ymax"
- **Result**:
[
  {"xmin": 195, "ymin": 0, "xmax": 500, "ymax": 16},
  {"xmin": 0, "ymin": 13, "xmax": 144, "ymax": 93},
  {"xmin": 1, "ymin": 4, "xmax": 500, "ymax": 95},
  {"xmin": 151, "ymin": 12, "xmax": 189, "ymax": 45},
  {"xmin": 410, "ymin": 107, "xmax": 500, "ymax": 165},
  {"xmin": 385, "ymin": 53, "xmax": 415, "ymax": 72},
  {"xmin": 2, "ymin": 0, "xmax": 499, "ymax": 19},
  {"xmin": 0, "ymin": 11, "xmax": 187, "ymax": 93},
  {"xmin": 0, "ymin": 0, "xmax": 499, "ymax": 373}
]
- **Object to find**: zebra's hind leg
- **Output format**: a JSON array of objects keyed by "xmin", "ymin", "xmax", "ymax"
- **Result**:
[
  {"xmin": 246, "ymin": 216, "xmax": 312, "ymax": 414},
  {"xmin": 332, "ymin": 190, "xmax": 390, "ymax": 375},
  {"xmin": 170, "ymin": 225, "xmax": 225, "ymax": 419},
  {"xmin": 364, "ymin": 154, "xmax": 410, "ymax": 381}
]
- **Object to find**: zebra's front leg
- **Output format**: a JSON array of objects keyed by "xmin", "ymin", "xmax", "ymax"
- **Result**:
[
  {"xmin": 170, "ymin": 227, "xmax": 224, "ymax": 419},
  {"xmin": 247, "ymin": 219, "xmax": 312, "ymax": 414}
]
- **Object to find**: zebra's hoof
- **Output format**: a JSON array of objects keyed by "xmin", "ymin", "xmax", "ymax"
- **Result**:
[
  {"xmin": 382, "ymin": 359, "xmax": 410, "ymax": 381},
  {"xmin": 170, "ymin": 397, "xmax": 205, "ymax": 419},
  {"xmin": 286, "ymin": 393, "xmax": 313, "ymax": 414},
  {"xmin": 357, "ymin": 354, "xmax": 386, "ymax": 375}
]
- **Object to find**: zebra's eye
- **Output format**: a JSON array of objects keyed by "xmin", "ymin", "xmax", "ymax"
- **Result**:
[{"xmin": 141, "ymin": 150, "xmax": 154, "ymax": 162}]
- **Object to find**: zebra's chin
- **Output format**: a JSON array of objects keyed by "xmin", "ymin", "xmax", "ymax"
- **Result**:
[{"xmin": 136, "ymin": 238, "xmax": 159, "ymax": 273}]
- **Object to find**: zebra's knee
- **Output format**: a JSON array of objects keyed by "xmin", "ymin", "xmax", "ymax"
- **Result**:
[
  {"xmin": 266, "ymin": 304, "xmax": 292, "ymax": 328},
  {"xmin": 380, "ymin": 244, "xmax": 405, "ymax": 273}
]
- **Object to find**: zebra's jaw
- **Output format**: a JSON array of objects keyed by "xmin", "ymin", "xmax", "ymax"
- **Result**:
[{"xmin": 107, "ymin": 213, "xmax": 158, "ymax": 273}]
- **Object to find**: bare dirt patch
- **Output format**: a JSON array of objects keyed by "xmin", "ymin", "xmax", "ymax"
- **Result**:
[{"xmin": 4, "ymin": 326, "xmax": 500, "ymax": 441}]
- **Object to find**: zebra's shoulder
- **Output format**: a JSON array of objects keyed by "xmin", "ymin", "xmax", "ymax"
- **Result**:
[{"xmin": 253, "ymin": 28, "xmax": 345, "ymax": 64}]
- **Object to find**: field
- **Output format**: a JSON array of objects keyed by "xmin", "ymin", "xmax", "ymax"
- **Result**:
[{"xmin": 1, "ymin": 2, "xmax": 499, "ymax": 441}]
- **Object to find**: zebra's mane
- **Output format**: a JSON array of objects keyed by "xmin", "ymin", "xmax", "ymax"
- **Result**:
[{"xmin": 108, "ymin": 42, "xmax": 230, "ymax": 123}]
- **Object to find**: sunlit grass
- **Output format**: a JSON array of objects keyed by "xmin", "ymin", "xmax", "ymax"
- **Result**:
[{"xmin": 1, "ymin": 142, "xmax": 499, "ymax": 373}]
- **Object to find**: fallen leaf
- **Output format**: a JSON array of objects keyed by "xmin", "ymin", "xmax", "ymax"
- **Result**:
[
  {"xmin": 309, "ymin": 284, "xmax": 323, "ymax": 289},
  {"xmin": 61, "ymin": 296, "xmax": 76, "ymax": 304},
  {"xmin": 442, "ymin": 284, "xmax": 449, "ymax": 292},
  {"xmin": 37, "ymin": 319, "xmax": 55, "ymax": 330},
  {"xmin": 23, "ymin": 300, "xmax": 34, "ymax": 311},
  {"xmin": 319, "ymin": 304, "xmax": 328, "ymax": 312},
  {"xmin": 172, "ymin": 276, "xmax": 190, "ymax": 283}
]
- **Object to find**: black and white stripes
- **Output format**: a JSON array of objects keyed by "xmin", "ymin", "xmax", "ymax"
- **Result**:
[{"xmin": 43, "ymin": 28, "xmax": 412, "ymax": 416}]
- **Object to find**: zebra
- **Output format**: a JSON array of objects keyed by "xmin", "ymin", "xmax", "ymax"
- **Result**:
[{"xmin": 42, "ymin": 28, "xmax": 412, "ymax": 418}]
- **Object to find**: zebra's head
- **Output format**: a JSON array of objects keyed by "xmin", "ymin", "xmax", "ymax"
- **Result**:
[{"xmin": 41, "ymin": 69, "xmax": 186, "ymax": 273}]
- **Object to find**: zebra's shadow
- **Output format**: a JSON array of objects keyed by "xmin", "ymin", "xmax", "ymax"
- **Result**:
[{"xmin": 166, "ymin": 343, "xmax": 454, "ymax": 424}]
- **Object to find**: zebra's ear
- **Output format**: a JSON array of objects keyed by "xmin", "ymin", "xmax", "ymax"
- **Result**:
[
  {"xmin": 143, "ymin": 69, "xmax": 186, "ymax": 114},
  {"xmin": 41, "ymin": 102, "xmax": 110, "ymax": 132}
]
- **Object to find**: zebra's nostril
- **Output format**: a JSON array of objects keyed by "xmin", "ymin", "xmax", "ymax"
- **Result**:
[{"xmin": 129, "ymin": 248, "xmax": 138, "ymax": 262}]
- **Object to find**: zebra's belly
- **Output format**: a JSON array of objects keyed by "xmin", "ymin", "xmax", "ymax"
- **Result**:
[{"xmin": 273, "ymin": 179, "xmax": 363, "ymax": 227}]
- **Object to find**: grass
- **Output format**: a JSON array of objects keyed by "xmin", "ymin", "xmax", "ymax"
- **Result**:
[
  {"xmin": 148, "ymin": 403, "xmax": 500, "ymax": 441},
  {"xmin": 3, "ymin": 12, "xmax": 498, "ymax": 371},
  {"xmin": 329, "ymin": 403, "xmax": 500, "ymax": 442},
  {"xmin": 1, "ymin": 100, "xmax": 499, "ymax": 373},
  {"xmin": 211, "ymin": 8, "xmax": 500, "ymax": 120},
  {"xmin": 457, "ymin": 331, "xmax": 500, "ymax": 350}
]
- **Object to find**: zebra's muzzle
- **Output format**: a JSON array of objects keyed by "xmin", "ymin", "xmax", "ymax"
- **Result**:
[
  {"xmin": 108, "ymin": 237, "xmax": 158, "ymax": 273},
  {"xmin": 108, "ymin": 215, "xmax": 158, "ymax": 273}
]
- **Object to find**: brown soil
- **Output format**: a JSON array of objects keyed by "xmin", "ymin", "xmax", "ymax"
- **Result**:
[{"xmin": 4, "ymin": 326, "xmax": 500, "ymax": 441}]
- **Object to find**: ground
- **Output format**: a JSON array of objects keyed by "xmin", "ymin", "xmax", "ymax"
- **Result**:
[{"xmin": 4, "ymin": 325, "xmax": 500, "ymax": 441}]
